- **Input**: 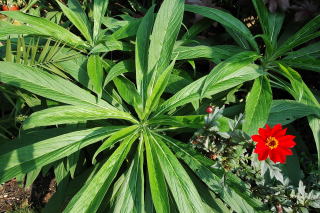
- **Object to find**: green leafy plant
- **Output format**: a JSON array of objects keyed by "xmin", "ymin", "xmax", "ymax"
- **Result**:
[
  {"xmin": 0, "ymin": 0, "xmax": 272, "ymax": 212},
  {"xmin": 193, "ymin": 107, "xmax": 320, "ymax": 212},
  {"xmin": 183, "ymin": 0, "xmax": 320, "ymax": 166}
]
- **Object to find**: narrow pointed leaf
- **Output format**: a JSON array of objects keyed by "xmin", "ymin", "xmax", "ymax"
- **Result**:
[
  {"xmin": 93, "ymin": 0, "xmax": 109, "ymax": 40},
  {"xmin": 243, "ymin": 76, "xmax": 272, "ymax": 135},
  {"xmin": 112, "ymin": 140, "xmax": 144, "ymax": 213},
  {"xmin": 136, "ymin": 6, "xmax": 155, "ymax": 101},
  {"xmin": 144, "ymin": 133, "xmax": 170, "ymax": 213},
  {"xmin": 63, "ymin": 134, "xmax": 137, "ymax": 213},
  {"xmin": 185, "ymin": 4, "xmax": 258, "ymax": 51},
  {"xmin": 172, "ymin": 45, "xmax": 243, "ymax": 60},
  {"xmin": 23, "ymin": 105, "xmax": 138, "ymax": 130},
  {"xmin": 0, "ymin": 62, "xmax": 114, "ymax": 109},
  {"xmin": 268, "ymin": 100, "xmax": 320, "ymax": 126},
  {"xmin": 56, "ymin": 0, "xmax": 92, "ymax": 43},
  {"xmin": 114, "ymin": 76, "xmax": 143, "ymax": 118},
  {"xmin": 273, "ymin": 15, "xmax": 320, "ymax": 58},
  {"xmin": 144, "ymin": 59, "xmax": 176, "ymax": 119},
  {"xmin": 157, "ymin": 133, "xmax": 268, "ymax": 213},
  {"xmin": 93, "ymin": 125, "xmax": 139, "ymax": 162},
  {"xmin": 155, "ymin": 52, "xmax": 262, "ymax": 116},
  {"xmin": 147, "ymin": 0, "xmax": 184, "ymax": 77},
  {"xmin": 0, "ymin": 11, "xmax": 87, "ymax": 48},
  {"xmin": 87, "ymin": 55, "xmax": 104, "ymax": 98},
  {"xmin": 104, "ymin": 60, "xmax": 134, "ymax": 87},
  {"xmin": 0, "ymin": 126, "xmax": 123, "ymax": 183},
  {"xmin": 149, "ymin": 132, "xmax": 207, "ymax": 213},
  {"xmin": 278, "ymin": 65, "xmax": 320, "ymax": 167}
]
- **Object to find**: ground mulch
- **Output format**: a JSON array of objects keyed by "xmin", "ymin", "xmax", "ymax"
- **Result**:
[{"xmin": 0, "ymin": 174, "xmax": 56, "ymax": 213}]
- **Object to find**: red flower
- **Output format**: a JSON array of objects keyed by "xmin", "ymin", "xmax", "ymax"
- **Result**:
[{"xmin": 251, "ymin": 124, "xmax": 296, "ymax": 164}]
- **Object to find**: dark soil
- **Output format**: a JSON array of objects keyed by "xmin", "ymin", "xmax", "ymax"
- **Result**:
[
  {"xmin": 0, "ymin": 173, "xmax": 56, "ymax": 213},
  {"xmin": 0, "ymin": 179, "xmax": 31, "ymax": 212}
]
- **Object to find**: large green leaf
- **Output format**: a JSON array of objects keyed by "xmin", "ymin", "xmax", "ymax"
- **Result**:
[
  {"xmin": 87, "ymin": 55, "xmax": 104, "ymax": 98},
  {"xmin": 147, "ymin": 0, "xmax": 184, "ymax": 78},
  {"xmin": 252, "ymin": 0, "xmax": 284, "ymax": 51},
  {"xmin": 0, "ymin": 126, "xmax": 123, "ymax": 183},
  {"xmin": 63, "ymin": 134, "xmax": 137, "ymax": 213},
  {"xmin": 158, "ymin": 134, "xmax": 268, "ymax": 213},
  {"xmin": 23, "ymin": 105, "xmax": 138, "ymax": 130},
  {"xmin": 149, "ymin": 131, "xmax": 208, "ymax": 213},
  {"xmin": 0, "ymin": 62, "xmax": 114, "ymax": 109},
  {"xmin": 108, "ymin": 18, "xmax": 141, "ymax": 40},
  {"xmin": 113, "ymin": 76, "xmax": 143, "ymax": 118},
  {"xmin": 104, "ymin": 60, "xmax": 134, "ymax": 87},
  {"xmin": 268, "ymin": 100, "xmax": 320, "ymax": 126},
  {"xmin": 243, "ymin": 76, "xmax": 273, "ymax": 135},
  {"xmin": 285, "ymin": 42, "xmax": 320, "ymax": 59},
  {"xmin": 143, "ymin": 59, "xmax": 176, "ymax": 119},
  {"xmin": 155, "ymin": 52, "xmax": 262, "ymax": 116},
  {"xmin": 57, "ymin": 0, "xmax": 92, "ymax": 43},
  {"xmin": 135, "ymin": 6, "xmax": 155, "ymax": 104},
  {"xmin": 201, "ymin": 52, "xmax": 260, "ymax": 95},
  {"xmin": 148, "ymin": 115, "xmax": 205, "ymax": 129},
  {"xmin": 185, "ymin": 4, "xmax": 258, "ymax": 51},
  {"xmin": 172, "ymin": 45, "xmax": 243, "ymax": 60},
  {"xmin": 272, "ymin": 15, "xmax": 320, "ymax": 58},
  {"xmin": 93, "ymin": 125, "xmax": 139, "ymax": 162},
  {"xmin": 278, "ymin": 65, "xmax": 320, "ymax": 166},
  {"xmin": 112, "ymin": 140, "xmax": 144, "ymax": 213},
  {"xmin": 93, "ymin": 0, "xmax": 109, "ymax": 41},
  {"xmin": 280, "ymin": 57, "xmax": 320, "ymax": 73},
  {"xmin": 0, "ymin": 21, "xmax": 43, "ymax": 37},
  {"xmin": 144, "ymin": 132, "xmax": 170, "ymax": 213},
  {"xmin": 90, "ymin": 40, "xmax": 134, "ymax": 54},
  {"xmin": 0, "ymin": 11, "xmax": 88, "ymax": 48}
]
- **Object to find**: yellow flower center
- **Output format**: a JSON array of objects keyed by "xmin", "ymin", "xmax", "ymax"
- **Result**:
[{"xmin": 266, "ymin": 137, "xmax": 279, "ymax": 149}]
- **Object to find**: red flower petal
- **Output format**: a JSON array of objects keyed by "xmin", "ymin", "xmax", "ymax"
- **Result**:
[
  {"xmin": 252, "ymin": 123, "xmax": 296, "ymax": 164},
  {"xmin": 278, "ymin": 135, "xmax": 296, "ymax": 148},
  {"xmin": 255, "ymin": 142, "xmax": 268, "ymax": 152},
  {"xmin": 251, "ymin": 135, "xmax": 264, "ymax": 143},
  {"xmin": 277, "ymin": 147, "xmax": 293, "ymax": 156},
  {"xmin": 273, "ymin": 128, "xmax": 287, "ymax": 137},
  {"xmin": 271, "ymin": 124, "xmax": 282, "ymax": 136},
  {"xmin": 256, "ymin": 149, "xmax": 269, "ymax": 161},
  {"xmin": 269, "ymin": 150, "xmax": 285, "ymax": 163},
  {"xmin": 258, "ymin": 128, "xmax": 269, "ymax": 139}
]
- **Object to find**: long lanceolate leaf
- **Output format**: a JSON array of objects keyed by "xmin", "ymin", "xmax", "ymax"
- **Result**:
[
  {"xmin": 135, "ymin": 6, "xmax": 155, "ymax": 104},
  {"xmin": 87, "ymin": 55, "xmax": 104, "ymax": 98},
  {"xmin": 0, "ymin": 62, "xmax": 115, "ymax": 109},
  {"xmin": 143, "ymin": 59, "xmax": 176, "ymax": 119},
  {"xmin": 0, "ymin": 126, "xmax": 123, "ymax": 183},
  {"xmin": 63, "ymin": 134, "xmax": 138, "ymax": 213},
  {"xmin": 144, "ymin": 133, "xmax": 170, "ymax": 213},
  {"xmin": 252, "ymin": 0, "xmax": 284, "ymax": 53},
  {"xmin": 268, "ymin": 100, "xmax": 320, "ymax": 126},
  {"xmin": 243, "ymin": 76, "xmax": 273, "ymax": 135},
  {"xmin": 156, "ymin": 134, "xmax": 268, "ymax": 213},
  {"xmin": 148, "ymin": 131, "xmax": 208, "ymax": 213},
  {"xmin": 23, "ymin": 105, "xmax": 138, "ymax": 130},
  {"xmin": 272, "ymin": 15, "xmax": 320, "ymax": 59},
  {"xmin": 147, "ymin": 0, "xmax": 184, "ymax": 77},
  {"xmin": 57, "ymin": 0, "xmax": 93, "ymax": 44},
  {"xmin": 93, "ymin": 125, "xmax": 139, "ymax": 162},
  {"xmin": 0, "ymin": 11, "xmax": 88, "ymax": 48},
  {"xmin": 278, "ymin": 65, "xmax": 320, "ymax": 167},
  {"xmin": 112, "ymin": 139, "xmax": 144, "ymax": 213},
  {"xmin": 155, "ymin": 52, "xmax": 263, "ymax": 116},
  {"xmin": 185, "ymin": 4, "xmax": 258, "ymax": 51},
  {"xmin": 93, "ymin": 0, "xmax": 109, "ymax": 41}
]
